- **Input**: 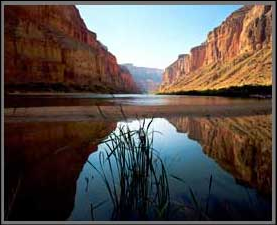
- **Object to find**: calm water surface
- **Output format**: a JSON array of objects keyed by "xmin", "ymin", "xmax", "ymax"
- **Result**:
[
  {"xmin": 5, "ymin": 93, "xmax": 268, "ymax": 107},
  {"xmin": 68, "ymin": 117, "xmax": 271, "ymax": 221},
  {"xmin": 4, "ymin": 94, "xmax": 272, "ymax": 221}
]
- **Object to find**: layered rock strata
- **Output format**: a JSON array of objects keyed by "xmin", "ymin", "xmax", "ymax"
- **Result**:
[
  {"xmin": 4, "ymin": 5, "xmax": 139, "ymax": 93},
  {"xmin": 160, "ymin": 5, "xmax": 272, "ymax": 93}
]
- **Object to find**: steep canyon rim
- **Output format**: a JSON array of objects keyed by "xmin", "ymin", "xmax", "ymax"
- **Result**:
[
  {"xmin": 3, "ymin": 5, "xmax": 273, "ymax": 95},
  {"xmin": 3, "ymin": 3, "xmax": 274, "ymax": 222},
  {"xmin": 159, "ymin": 5, "xmax": 272, "ymax": 94}
]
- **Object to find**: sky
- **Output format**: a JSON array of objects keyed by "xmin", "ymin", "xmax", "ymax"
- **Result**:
[{"xmin": 76, "ymin": 5, "xmax": 242, "ymax": 69}]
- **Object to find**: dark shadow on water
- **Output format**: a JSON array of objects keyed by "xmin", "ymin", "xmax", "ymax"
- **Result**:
[{"xmin": 4, "ymin": 121, "xmax": 116, "ymax": 221}]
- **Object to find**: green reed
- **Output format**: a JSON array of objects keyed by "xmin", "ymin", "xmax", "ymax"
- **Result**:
[{"xmin": 87, "ymin": 118, "xmax": 171, "ymax": 220}]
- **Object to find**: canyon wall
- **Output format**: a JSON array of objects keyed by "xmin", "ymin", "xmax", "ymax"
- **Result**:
[
  {"xmin": 121, "ymin": 63, "xmax": 163, "ymax": 93},
  {"xmin": 4, "ymin": 5, "xmax": 139, "ymax": 93},
  {"xmin": 160, "ymin": 5, "xmax": 272, "ymax": 93}
]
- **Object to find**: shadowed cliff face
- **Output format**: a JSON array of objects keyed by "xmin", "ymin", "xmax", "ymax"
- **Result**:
[
  {"xmin": 4, "ymin": 5, "xmax": 139, "ymax": 93},
  {"xmin": 160, "ymin": 5, "xmax": 272, "ymax": 92},
  {"xmin": 168, "ymin": 115, "xmax": 272, "ymax": 195},
  {"xmin": 4, "ymin": 121, "xmax": 116, "ymax": 221}
]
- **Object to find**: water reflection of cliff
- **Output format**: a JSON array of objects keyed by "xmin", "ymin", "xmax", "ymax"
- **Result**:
[
  {"xmin": 168, "ymin": 115, "xmax": 272, "ymax": 195},
  {"xmin": 4, "ymin": 121, "xmax": 116, "ymax": 221}
]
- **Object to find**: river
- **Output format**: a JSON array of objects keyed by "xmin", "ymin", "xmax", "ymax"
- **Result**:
[{"xmin": 4, "ymin": 94, "xmax": 272, "ymax": 221}]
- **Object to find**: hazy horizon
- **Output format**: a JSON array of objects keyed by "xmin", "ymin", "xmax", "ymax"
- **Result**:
[{"xmin": 77, "ymin": 5, "xmax": 242, "ymax": 69}]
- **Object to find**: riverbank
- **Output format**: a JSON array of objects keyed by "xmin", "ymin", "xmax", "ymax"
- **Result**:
[
  {"xmin": 4, "ymin": 101, "xmax": 271, "ymax": 123},
  {"xmin": 4, "ymin": 83, "xmax": 141, "ymax": 94},
  {"xmin": 157, "ymin": 85, "xmax": 272, "ymax": 98}
]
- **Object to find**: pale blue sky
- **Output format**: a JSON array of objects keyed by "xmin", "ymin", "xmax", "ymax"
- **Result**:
[{"xmin": 76, "ymin": 5, "xmax": 243, "ymax": 69}]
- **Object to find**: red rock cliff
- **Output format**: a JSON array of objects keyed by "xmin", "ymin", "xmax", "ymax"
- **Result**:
[
  {"xmin": 160, "ymin": 5, "xmax": 272, "ymax": 92},
  {"xmin": 4, "ymin": 5, "xmax": 139, "ymax": 93}
]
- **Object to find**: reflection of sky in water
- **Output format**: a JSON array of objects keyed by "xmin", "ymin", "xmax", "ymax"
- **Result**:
[
  {"xmin": 109, "ymin": 98, "xmax": 170, "ymax": 105},
  {"xmin": 68, "ymin": 118, "xmax": 271, "ymax": 221}
]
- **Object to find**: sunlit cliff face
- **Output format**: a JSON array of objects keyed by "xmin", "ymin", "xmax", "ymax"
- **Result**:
[
  {"xmin": 168, "ymin": 114, "xmax": 272, "ymax": 195},
  {"xmin": 4, "ymin": 5, "xmax": 139, "ymax": 93},
  {"xmin": 160, "ymin": 5, "xmax": 272, "ymax": 93}
]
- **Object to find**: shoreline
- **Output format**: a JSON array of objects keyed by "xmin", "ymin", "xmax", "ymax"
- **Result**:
[
  {"xmin": 4, "ymin": 103, "xmax": 272, "ymax": 123},
  {"xmin": 5, "ymin": 85, "xmax": 272, "ymax": 99},
  {"xmin": 157, "ymin": 85, "xmax": 272, "ymax": 98}
]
